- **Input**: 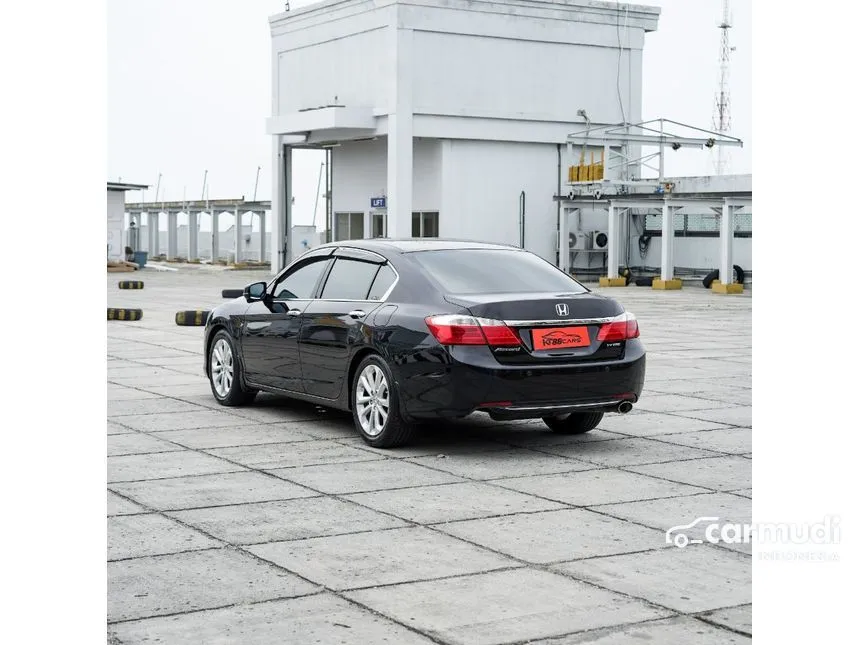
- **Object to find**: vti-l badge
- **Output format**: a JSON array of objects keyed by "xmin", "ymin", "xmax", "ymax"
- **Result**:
[{"xmin": 555, "ymin": 303, "xmax": 569, "ymax": 316}]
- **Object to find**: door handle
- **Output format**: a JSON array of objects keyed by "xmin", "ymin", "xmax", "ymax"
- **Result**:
[
  {"xmin": 348, "ymin": 310, "xmax": 366, "ymax": 319},
  {"xmin": 287, "ymin": 308, "xmax": 302, "ymax": 317}
]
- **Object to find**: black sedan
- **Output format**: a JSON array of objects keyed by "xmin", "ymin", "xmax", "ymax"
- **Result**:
[{"xmin": 204, "ymin": 239, "xmax": 645, "ymax": 447}]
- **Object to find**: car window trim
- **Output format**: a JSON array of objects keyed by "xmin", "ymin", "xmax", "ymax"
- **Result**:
[
  {"xmin": 316, "ymin": 257, "xmax": 400, "ymax": 303},
  {"xmin": 313, "ymin": 255, "xmax": 400, "ymax": 302},
  {"xmin": 269, "ymin": 256, "xmax": 333, "ymax": 302}
]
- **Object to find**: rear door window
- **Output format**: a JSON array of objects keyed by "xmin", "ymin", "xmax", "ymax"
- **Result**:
[
  {"xmin": 367, "ymin": 265, "xmax": 397, "ymax": 300},
  {"xmin": 320, "ymin": 258, "xmax": 380, "ymax": 300},
  {"xmin": 411, "ymin": 249, "xmax": 587, "ymax": 294}
]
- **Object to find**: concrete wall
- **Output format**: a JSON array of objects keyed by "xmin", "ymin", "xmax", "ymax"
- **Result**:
[
  {"xmin": 107, "ymin": 190, "xmax": 125, "ymax": 261},
  {"xmin": 440, "ymin": 139, "xmax": 560, "ymax": 263}
]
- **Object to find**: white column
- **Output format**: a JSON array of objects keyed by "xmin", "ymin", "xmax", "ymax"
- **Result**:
[
  {"xmin": 188, "ymin": 211, "xmax": 198, "ymax": 260},
  {"xmin": 211, "ymin": 211, "xmax": 219, "ymax": 262},
  {"xmin": 259, "ymin": 211, "xmax": 266, "ymax": 262},
  {"xmin": 719, "ymin": 199, "xmax": 734, "ymax": 284},
  {"xmin": 660, "ymin": 201, "xmax": 673, "ymax": 281},
  {"xmin": 270, "ymin": 138, "xmax": 290, "ymax": 273},
  {"xmin": 386, "ymin": 26, "xmax": 414, "ymax": 238},
  {"xmin": 150, "ymin": 212, "xmax": 160, "ymax": 256},
  {"xmin": 607, "ymin": 203, "xmax": 618, "ymax": 278},
  {"xmin": 234, "ymin": 207, "xmax": 242, "ymax": 264},
  {"xmin": 167, "ymin": 210, "xmax": 178, "ymax": 260}
]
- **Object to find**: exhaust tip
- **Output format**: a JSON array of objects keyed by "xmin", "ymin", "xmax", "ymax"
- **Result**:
[{"xmin": 617, "ymin": 401, "xmax": 633, "ymax": 414}]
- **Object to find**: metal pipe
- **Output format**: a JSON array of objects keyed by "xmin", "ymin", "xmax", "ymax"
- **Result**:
[
  {"xmin": 617, "ymin": 401, "xmax": 633, "ymax": 413},
  {"xmin": 519, "ymin": 190, "xmax": 526, "ymax": 248}
]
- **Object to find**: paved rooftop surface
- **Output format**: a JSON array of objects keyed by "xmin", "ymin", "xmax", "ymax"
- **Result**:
[{"xmin": 107, "ymin": 267, "xmax": 752, "ymax": 644}]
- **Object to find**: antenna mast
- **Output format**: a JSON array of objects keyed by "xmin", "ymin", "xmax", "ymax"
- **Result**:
[{"xmin": 712, "ymin": 0, "xmax": 735, "ymax": 175}]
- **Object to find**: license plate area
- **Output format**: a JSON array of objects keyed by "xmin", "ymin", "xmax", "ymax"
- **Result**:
[{"xmin": 531, "ymin": 326, "xmax": 591, "ymax": 350}]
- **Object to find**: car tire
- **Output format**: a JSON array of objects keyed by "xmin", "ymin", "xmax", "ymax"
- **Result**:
[
  {"xmin": 542, "ymin": 411, "xmax": 604, "ymax": 435},
  {"xmin": 351, "ymin": 354, "xmax": 415, "ymax": 448},
  {"xmin": 208, "ymin": 330, "xmax": 257, "ymax": 406}
]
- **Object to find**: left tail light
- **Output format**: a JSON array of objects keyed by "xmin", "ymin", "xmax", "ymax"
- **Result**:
[
  {"xmin": 597, "ymin": 312, "xmax": 640, "ymax": 342},
  {"xmin": 424, "ymin": 314, "xmax": 521, "ymax": 347}
]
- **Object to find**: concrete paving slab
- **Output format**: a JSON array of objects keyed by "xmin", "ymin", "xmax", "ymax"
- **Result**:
[
  {"xmin": 271, "ymin": 458, "xmax": 463, "ymax": 494},
  {"xmin": 208, "ymin": 439, "xmax": 383, "ymax": 469},
  {"xmin": 250, "ymin": 526, "xmax": 515, "ymax": 590},
  {"xmin": 407, "ymin": 448, "xmax": 599, "ymax": 481},
  {"xmin": 106, "ymin": 387, "xmax": 160, "ymax": 401},
  {"xmin": 108, "ymin": 450, "xmax": 244, "ymax": 483},
  {"xmin": 107, "ymin": 420, "xmax": 136, "ymax": 435},
  {"xmin": 107, "ymin": 432, "xmax": 183, "ymax": 457},
  {"xmin": 492, "ymin": 427, "xmax": 626, "ymax": 447},
  {"xmin": 169, "ymin": 497, "xmax": 407, "ymax": 545},
  {"xmin": 107, "ymin": 548, "xmax": 318, "ymax": 623},
  {"xmin": 115, "ymin": 409, "xmax": 246, "ymax": 432},
  {"xmin": 699, "ymin": 603, "xmax": 752, "ymax": 635},
  {"xmin": 529, "ymin": 616, "xmax": 750, "ymax": 644},
  {"xmin": 556, "ymin": 545, "xmax": 751, "ymax": 613},
  {"xmin": 628, "ymin": 456, "xmax": 752, "ymax": 492},
  {"xmin": 110, "ymin": 593, "xmax": 437, "ymax": 645},
  {"xmin": 156, "ymin": 423, "xmax": 319, "ymax": 449},
  {"xmin": 111, "ymin": 471, "xmax": 317, "ymax": 511},
  {"xmin": 107, "ymin": 491, "xmax": 148, "ymax": 516},
  {"xmin": 596, "ymin": 412, "xmax": 731, "ymax": 436},
  {"xmin": 345, "ymin": 482, "xmax": 565, "ymax": 524},
  {"xmin": 635, "ymin": 394, "xmax": 738, "ymax": 414},
  {"xmin": 437, "ymin": 508, "xmax": 668, "ymax": 563},
  {"xmin": 542, "ymin": 437, "xmax": 718, "ymax": 467},
  {"xmin": 655, "ymin": 427, "xmax": 752, "ymax": 454},
  {"xmin": 496, "ymin": 468, "xmax": 709, "ymax": 507},
  {"xmin": 107, "ymin": 397, "xmax": 209, "ymax": 417},
  {"xmin": 730, "ymin": 488, "xmax": 752, "ymax": 498},
  {"xmin": 108, "ymin": 514, "xmax": 220, "ymax": 561},
  {"xmin": 673, "ymin": 406, "xmax": 752, "ymax": 427},
  {"xmin": 346, "ymin": 568, "xmax": 671, "ymax": 645}
]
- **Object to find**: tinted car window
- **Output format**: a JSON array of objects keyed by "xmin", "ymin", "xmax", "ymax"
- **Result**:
[
  {"xmin": 411, "ymin": 249, "xmax": 587, "ymax": 295},
  {"xmin": 273, "ymin": 259, "xmax": 329, "ymax": 299},
  {"xmin": 367, "ymin": 264, "xmax": 397, "ymax": 300},
  {"xmin": 320, "ymin": 258, "xmax": 380, "ymax": 300}
]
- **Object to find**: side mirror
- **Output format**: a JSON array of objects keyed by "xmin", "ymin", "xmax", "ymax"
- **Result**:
[{"xmin": 244, "ymin": 281, "xmax": 267, "ymax": 302}]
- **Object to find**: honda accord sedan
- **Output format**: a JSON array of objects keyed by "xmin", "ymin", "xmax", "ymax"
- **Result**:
[{"xmin": 204, "ymin": 239, "xmax": 645, "ymax": 447}]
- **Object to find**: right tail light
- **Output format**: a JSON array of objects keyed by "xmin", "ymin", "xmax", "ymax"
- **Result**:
[{"xmin": 597, "ymin": 312, "xmax": 640, "ymax": 342}]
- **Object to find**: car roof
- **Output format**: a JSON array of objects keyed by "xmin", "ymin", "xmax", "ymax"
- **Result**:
[{"xmin": 318, "ymin": 238, "xmax": 524, "ymax": 254}]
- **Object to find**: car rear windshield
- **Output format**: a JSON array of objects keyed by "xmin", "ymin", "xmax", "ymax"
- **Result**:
[{"xmin": 410, "ymin": 249, "xmax": 588, "ymax": 295}]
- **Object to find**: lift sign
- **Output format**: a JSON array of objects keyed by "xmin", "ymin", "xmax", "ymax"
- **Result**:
[{"xmin": 371, "ymin": 197, "xmax": 386, "ymax": 208}]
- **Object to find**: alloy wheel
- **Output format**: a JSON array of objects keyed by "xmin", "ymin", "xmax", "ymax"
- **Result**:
[
  {"xmin": 210, "ymin": 338, "xmax": 234, "ymax": 398},
  {"xmin": 356, "ymin": 364, "xmax": 390, "ymax": 436}
]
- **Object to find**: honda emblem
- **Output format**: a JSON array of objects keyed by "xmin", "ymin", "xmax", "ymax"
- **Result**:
[{"xmin": 555, "ymin": 303, "xmax": 569, "ymax": 316}]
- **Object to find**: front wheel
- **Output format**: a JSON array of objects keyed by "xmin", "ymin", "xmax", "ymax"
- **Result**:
[
  {"xmin": 352, "ymin": 355, "xmax": 415, "ymax": 448},
  {"xmin": 542, "ymin": 411, "xmax": 604, "ymax": 435},
  {"xmin": 208, "ymin": 330, "xmax": 257, "ymax": 406}
]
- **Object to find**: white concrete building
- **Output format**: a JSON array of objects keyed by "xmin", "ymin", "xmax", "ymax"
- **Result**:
[
  {"xmin": 107, "ymin": 181, "xmax": 147, "ymax": 261},
  {"xmin": 267, "ymin": 0, "xmax": 661, "ymax": 272}
]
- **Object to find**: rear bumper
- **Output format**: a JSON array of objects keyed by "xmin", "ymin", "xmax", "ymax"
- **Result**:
[{"xmin": 396, "ymin": 340, "xmax": 646, "ymax": 421}]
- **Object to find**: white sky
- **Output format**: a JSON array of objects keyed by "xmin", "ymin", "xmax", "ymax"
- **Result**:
[{"xmin": 108, "ymin": 0, "xmax": 751, "ymax": 231}]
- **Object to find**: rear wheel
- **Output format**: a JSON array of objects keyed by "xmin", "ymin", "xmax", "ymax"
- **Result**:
[
  {"xmin": 208, "ymin": 330, "xmax": 257, "ymax": 406},
  {"xmin": 352, "ymin": 355, "xmax": 415, "ymax": 448},
  {"xmin": 542, "ymin": 411, "xmax": 604, "ymax": 435}
]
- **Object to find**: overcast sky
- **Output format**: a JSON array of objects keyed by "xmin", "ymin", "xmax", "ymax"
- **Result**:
[{"xmin": 108, "ymin": 0, "xmax": 751, "ymax": 231}]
